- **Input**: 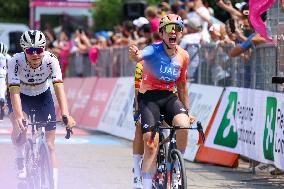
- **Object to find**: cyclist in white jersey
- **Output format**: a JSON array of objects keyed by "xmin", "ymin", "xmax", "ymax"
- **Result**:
[
  {"xmin": 0, "ymin": 42, "xmax": 10, "ymax": 120},
  {"xmin": 7, "ymin": 30, "xmax": 76, "ymax": 189}
]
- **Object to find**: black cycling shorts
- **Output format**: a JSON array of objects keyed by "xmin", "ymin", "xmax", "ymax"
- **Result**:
[
  {"xmin": 7, "ymin": 88, "xmax": 56, "ymax": 131},
  {"xmin": 139, "ymin": 90, "xmax": 188, "ymax": 134}
]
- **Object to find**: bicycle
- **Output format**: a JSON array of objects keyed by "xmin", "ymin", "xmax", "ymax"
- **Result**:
[
  {"xmin": 148, "ymin": 116, "xmax": 205, "ymax": 189},
  {"xmin": 16, "ymin": 114, "xmax": 73, "ymax": 189}
]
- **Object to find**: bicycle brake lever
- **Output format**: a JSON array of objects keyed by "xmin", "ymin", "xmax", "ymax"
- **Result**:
[
  {"xmin": 65, "ymin": 127, "xmax": 73, "ymax": 139},
  {"xmin": 197, "ymin": 121, "xmax": 205, "ymax": 143}
]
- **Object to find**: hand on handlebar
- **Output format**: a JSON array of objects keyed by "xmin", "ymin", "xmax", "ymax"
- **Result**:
[
  {"xmin": 188, "ymin": 114, "xmax": 196, "ymax": 124},
  {"xmin": 62, "ymin": 115, "xmax": 76, "ymax": 129}
]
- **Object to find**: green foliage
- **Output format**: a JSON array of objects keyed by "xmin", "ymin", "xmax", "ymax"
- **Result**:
[
  {"xmin": 92, "ymin": 0, "xmax": 126, "ymax": 31},
  {"xmin": 0, "ymin": 0, "xmax": 29, "ymax": 24},
  {"xmin": 146, "ymin": 0, "xmax": 162, "ymax": 5}
]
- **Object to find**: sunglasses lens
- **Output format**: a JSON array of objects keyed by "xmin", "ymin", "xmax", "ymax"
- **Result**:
[
  {"xmin": 164, "ymin": 24, "xmax": 182, "ymax": 33},
  {"xmin": 25, "ymin": 47, "xmax": 44, "ymax": 55}
]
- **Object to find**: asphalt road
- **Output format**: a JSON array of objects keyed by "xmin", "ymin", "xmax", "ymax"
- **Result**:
[{"xmin": 0, "ymin": 117, "xmax": 283, "ymax": 189}]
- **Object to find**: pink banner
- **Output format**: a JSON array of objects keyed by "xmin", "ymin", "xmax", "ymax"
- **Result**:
[
  {"xmin": 70, "ymin": 77, "xmax": 97, "ymax": 124},
  {"xmin": 55, "ymin": 77, "xmax": 84, "ymax": 119},
  {"xmin": 80, "ymin": 78, "xmax": 118, "ymax": 129}
]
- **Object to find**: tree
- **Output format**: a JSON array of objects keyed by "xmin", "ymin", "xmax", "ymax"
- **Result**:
[
  {"xmin": 92, "ymin": 0, "xmax": 163, "ymax": 31},
  {"xmin": 0, "ymin": 0, "xmax": 29, "ymax": 24},
  {"xmin": 92, "ymin": 0, "xmax": 126, "ymax": 31}
]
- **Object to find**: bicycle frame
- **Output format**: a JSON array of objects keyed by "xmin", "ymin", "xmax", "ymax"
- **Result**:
[
  {"xmin": 20, "ymin": 114, "xmax": 72, "ymax": 189},
  {"xmin": 149, "ymin": 119, "xmax": 205, "ymax": 189}
]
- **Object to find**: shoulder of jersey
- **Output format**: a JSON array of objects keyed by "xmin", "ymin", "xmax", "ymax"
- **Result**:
[
  {"xmin": 43, "ymin": 51, "xmax": 58, "ymax": 62},
  {"xmin": 177, "ymin": 46, "xmax": 189, "ymax": 58},
  {"xmin": 10, "ymin": 52, "xmax": 25, "ymax": 62}
]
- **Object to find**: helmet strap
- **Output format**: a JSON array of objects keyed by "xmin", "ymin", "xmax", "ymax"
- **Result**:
[{"xmin": 162, "ymin": 39, "xmax": 173, "ymax": 50}]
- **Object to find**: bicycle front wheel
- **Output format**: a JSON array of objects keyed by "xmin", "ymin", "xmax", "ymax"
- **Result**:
[
  {"xmin": 25, "ymin": 139, "xmax": 39, "ymax": 189},
  {"xmin": 39, "ymin": 142, "xmax": 54, "ymax": 189},
  {"xmin": 170, "ymin": 149, "xmax": 187, "ymax": 189}
]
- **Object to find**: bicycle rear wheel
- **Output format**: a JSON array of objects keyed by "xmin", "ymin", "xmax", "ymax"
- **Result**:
[
  {"xmin": 170, "ymin": 149, "xmax": 187, "ymax": 189},
  {"xmin": 39, "ymin": 142, "xmax": 54, "ymax": 189}
]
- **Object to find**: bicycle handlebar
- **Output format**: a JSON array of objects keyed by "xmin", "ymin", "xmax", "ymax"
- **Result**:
[
  {"xmin": 147, "ymin": 121, "xmax": 205, "ymax": 146},
  {"xmin": 16, "ymin": 115, "xmax": 73, "ymax": 143}
]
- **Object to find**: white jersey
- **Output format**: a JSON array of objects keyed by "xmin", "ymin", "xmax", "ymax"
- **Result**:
[
  {"xmin": 8, "ymin": 51, "xmax": 63, "ymax": 96},
  {"xmin": 0, "ymin": 53, "xmax": 7, "ymax": 99}
]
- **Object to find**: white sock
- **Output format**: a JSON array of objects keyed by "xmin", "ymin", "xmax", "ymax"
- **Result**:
[
  {"xmin": 15, "ymin": 145, "xmax": 25, "ymax": 159},
  {"xmin": 142, "ymin": 172, "xmax": 155, "ymax": 189},
  {"xmin": 133, "ymin": 154, "xmax": 143, "ymax": 178},
  {"xmin": 53, "ymin": 168, "xmax": 58, "ymax": 189}
]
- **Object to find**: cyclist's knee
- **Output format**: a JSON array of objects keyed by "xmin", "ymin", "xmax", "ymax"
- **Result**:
[
  {"xmin": 172, "ymin": 113, "xmax": 190, "ymax": 127},
  {"xmin": 143, "ymin": 133, "xmax": 158, "ymax": 156}
]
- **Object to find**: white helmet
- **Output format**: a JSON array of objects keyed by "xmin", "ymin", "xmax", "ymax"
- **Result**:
[
  {"xmin": 20, "ymin": 30, "xmax": 46, "ymax": 49},
  {"xmin": 0, "ymin": 42, "xmax": 8, "ymax": 55}
]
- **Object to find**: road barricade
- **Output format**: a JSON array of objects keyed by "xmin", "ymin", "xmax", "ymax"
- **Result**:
[
  {"xmin": 70, "ymin": 77, "xmax": 97, "ymax": 124},
  {"xmin": 79, "ymin": 77, "xmax": 118, "ymax": 130}
]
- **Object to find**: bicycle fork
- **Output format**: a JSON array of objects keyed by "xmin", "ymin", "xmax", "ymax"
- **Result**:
[{"xmin": 167, "ymin": 130, "xmax": 178, "ymax": 189}]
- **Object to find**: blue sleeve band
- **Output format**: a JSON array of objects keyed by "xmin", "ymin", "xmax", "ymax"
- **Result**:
[{"xmin": 240, "ymin": 33, "xmax": 257, "ymax": 49}]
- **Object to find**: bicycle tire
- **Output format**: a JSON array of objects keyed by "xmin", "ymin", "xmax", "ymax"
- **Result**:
[
  {"xmin": 170, "ymin": 149, "xmax": 187, "ymax": 189},
  {"xmin": 25, "ymin": 139, "xmax": 39, "ymax": 189},
  {"xmin": 153, "ymin": 132, "xmax": 168, "ymax": 189},
  {"xmin": 39, "ymin": 142, "xmax": 54, "ymax": 189}
]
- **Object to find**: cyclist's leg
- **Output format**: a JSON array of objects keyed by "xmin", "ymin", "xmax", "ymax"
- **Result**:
[
  {"xmin": 7, "ymin": 94, "xmax": 29, "ymax": 179},
  {"xmin": 140, "ymin": 95, "xmax": 160, "ymax": 189},
  {"xmin": 133, "ymin": 92, "xmax": 144, "ymax": 188},
  {"xmin": 133, "ymin": 122, "xmax": 143, "ymax": 188},
  {"xmin": 164, "ymin": 95, "xmax": 190, "ymax": 153}
]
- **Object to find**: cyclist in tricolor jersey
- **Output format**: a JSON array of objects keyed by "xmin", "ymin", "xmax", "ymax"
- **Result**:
[
  {"xmin": 7, "ymin": 30, "xmax": 76, "ymax": 189},
  {"xmin": 129, "ymin": 14, "xmax": 195, "ymax": 189}
]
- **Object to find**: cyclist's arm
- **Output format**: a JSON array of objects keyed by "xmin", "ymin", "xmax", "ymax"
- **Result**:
[
  {"xmin": 176, "ymin": 52, "xmax": 190, "ymax": 111},
  {"xmin": 176, "ymin": 82, "xmax": 189, "ymax": 111},
  {"xmin": 7, "ymin": 56, "xmax": 23, "ymax": 118},
  {"xmin": 53, "ymin": 84, "xmax": 69, "ymax": 116},
  {"xmin": 9, "ymin": 87, "xmax": 23, "ymax": 118},
  {"xmin": 0, "ymin": 56, "xmax": 7, "ymax": 98},
  {"xmin": 129, "ymin": 44, "xmax": 154, "ymax": 62}
]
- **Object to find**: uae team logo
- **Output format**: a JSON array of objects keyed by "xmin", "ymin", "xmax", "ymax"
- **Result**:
[
  {"xmin": 263, "ymin": 97, "xmax": 276, "ymax": 161},
  {"xmin": 214, "ymin": 92, "xmax": 238, "ymax": 148}
]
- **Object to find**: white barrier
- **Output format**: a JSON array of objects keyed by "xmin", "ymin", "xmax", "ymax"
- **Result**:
[
  {"xmin": 184, "ymin": 84, "xmax": 223, "ymax": 161},
  {"xmin": 206, "ymin": 87, "xmax": 284, "ymax": 171},
  {"xmin": 97, "ymin": 77, "xmax": 135, "ymax": 140}
]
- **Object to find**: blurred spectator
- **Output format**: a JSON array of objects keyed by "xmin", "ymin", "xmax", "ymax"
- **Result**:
[
  {"xmin": 180, "ymin": 17, "xmax": 203, "ymax": 82},
  {"xmin": 216, "ymin": 0, "xmax": 243, "ymax": 20},
  {"xmin": 144, "ymin": 6, "xmax": 160, "ymax": 33},
  {"xmin": 187, "ymin": 0, "xmax": 212, "ymax": 43},
  {"xmin": 203, "ymin": 0, "xmax": 214, "ymax": 16},
  {"xmin": 53, "ymin": 30, "xmax": 71, "ymax": 78},
  {"xmin": 157, "ymin": 2, "xmax": 170, "ymax": 16},
  {"xmin": 72, "ymin": 28, "xmax": 92, "ymax": 77},
  {"xmin": 209, "ymin": 24, "xmax": 222, "ymax": 44}
]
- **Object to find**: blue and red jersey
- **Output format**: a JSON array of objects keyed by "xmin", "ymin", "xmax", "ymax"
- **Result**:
[{"xmin": 140, "ymin": 43, "xmax": 189, "ymax": 92}]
